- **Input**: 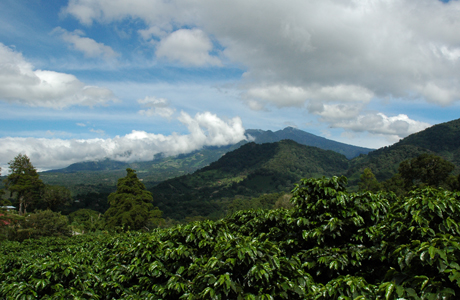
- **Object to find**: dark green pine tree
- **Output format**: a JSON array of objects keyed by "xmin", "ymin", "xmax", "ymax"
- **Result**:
[
  {"xmin": 104, "ymin": 168, "xmax": 163, "ymax": 231},
  {"xmin": 5, "ymin": 154, "xmax": 44, "ymax": 215}
]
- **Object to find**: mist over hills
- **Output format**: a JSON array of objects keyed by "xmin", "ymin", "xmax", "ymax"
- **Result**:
[
  {"xmin": 43, "ymin": 127, "xmax": 373, "ymax": 175},
  {"xmin": 40, "ymin": 118, "xmax": 460, "ymax": 191},
  {"xmin": 34, "ymin": 117, "xmax": 460, "ymax": 220},
  {"xmin": 150, "ymin": 118, "xmax": 460, "ymax": 220}
]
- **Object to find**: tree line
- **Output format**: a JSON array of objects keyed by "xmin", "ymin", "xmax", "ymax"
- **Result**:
[
  {"xmin": 1, "ymin": 154, "xmax": 163, "ymax": 241},
  {"xmin": 358, "ymin": 153, "xmax": 459, "ymax": 194}
]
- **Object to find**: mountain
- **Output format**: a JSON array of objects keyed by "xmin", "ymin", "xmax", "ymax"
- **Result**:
[
  {"xmin": 347, "ymin": 118, "xmax": 460, "ymax": 184},
  {"xmin": 247, "ymin": 127, "xmax": 374, "ymax": 159},
  {"xmin": 150, "ymin": 140, "xmax": 349, "ymax": 220},
  {"xmin": 40, "ymin": 127, "xmax": 371, "ymax": 192},
  {"xmin": 40, "ymin": 144, "xmax": 242, "ymax": 194}
]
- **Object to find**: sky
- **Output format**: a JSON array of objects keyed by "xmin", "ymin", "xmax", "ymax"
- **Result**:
[{"xmin": 1, "ymin": 0, "xmax": 460, "ymax": 171}]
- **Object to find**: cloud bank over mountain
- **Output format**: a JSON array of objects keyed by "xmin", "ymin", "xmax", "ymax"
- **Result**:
[
  {"xmin": 0, "ymin": 112, "xmax": 246, "ymax": 171},
  {"xmin": 2, "ymin": 0, "xmax": 460, "ymax": 170}
]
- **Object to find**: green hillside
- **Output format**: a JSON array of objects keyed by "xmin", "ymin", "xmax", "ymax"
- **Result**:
[
  {"xmin": 39, "ymin": 127, "xmax": 372, "ymax": 193},
  {"xmin": 347, "ymin": 118, "xmax": 460, "ymax": 184},
  {"xmin": 39, "ymin": 144, "xmax": 242, "ymax": 194},
  {"xmin": 34, "ymin": 118, "xmax": 460, "ymax": 220},
  {"xmin": 150, "ymin": 140, "xmax": 349, "ymax": 220}
]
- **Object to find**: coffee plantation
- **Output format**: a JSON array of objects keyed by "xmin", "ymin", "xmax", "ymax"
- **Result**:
[{"xmin": 1, "ymin": 176, "xmax": 460, "ymax": 299}]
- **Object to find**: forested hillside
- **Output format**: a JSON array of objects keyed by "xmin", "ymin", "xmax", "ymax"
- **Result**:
[
  {"xmin": 8, "ymin": 117, "xmax": 459, "ymax": 223},
  {"xmin": 39, "ymin": 144, "xmax": 242, "ymax": 194},
  {"xmin": 39, "ymin": 126, "xmax": 372, "ymax": 193},
  {"xmin": 150, "ymin": 140, "xmax": 349, "ymax": 220},
  {"xmin": 347, "ymin": 118, "xmax": 460, "ymax": 184}
]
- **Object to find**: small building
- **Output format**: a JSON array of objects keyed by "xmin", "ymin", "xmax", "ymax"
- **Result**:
[{"xmin": 0, "ymin": 206, "xmax": 16, "ymax": 211}]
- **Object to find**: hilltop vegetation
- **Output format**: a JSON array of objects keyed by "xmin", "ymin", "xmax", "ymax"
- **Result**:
[
  {"xmin": 38, "ymin": 126, "xmax": 373, "ymax": 195},
  {"xmin": 150, "ymin": 140, "xmax": 349, "ymax": 220},
  {"xmin": 3, "ymin": 120, "xmax": 460, "ymax": 298},
  {"xmin": 39, "ymin": 145, "xmax": 241, "ymax": 194},
  {"xmin": 4, "ymin": 118, "xmax": 460, "ymax": 224},
  {"xmin": 347, "ymin": 118, "xmax": 460, "ymax": 184}
]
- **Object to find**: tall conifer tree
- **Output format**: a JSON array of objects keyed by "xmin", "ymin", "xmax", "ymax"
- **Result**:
[
  {"xmin": 104, "ymin": 168, "xmax": 163, "ymax": 230},
  {"xmin": 5, "ymin": 154, "xmax": 44, "ymax": 215}
]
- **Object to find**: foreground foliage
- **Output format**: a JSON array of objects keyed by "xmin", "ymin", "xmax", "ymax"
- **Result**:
[{"xmin": 1, "ymin": 177, "xmax": 460, "ymax": 299}]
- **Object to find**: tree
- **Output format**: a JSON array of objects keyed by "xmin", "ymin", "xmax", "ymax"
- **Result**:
[
  {"xmin": 41, "ymin": 185, "xmax": 72, "ymax": 211},
  {"xmin": 358, "ymin": 168, "xmax": 380, "ymax": 192},
  {"xmin": 14, "ymin": 210, "xmax": 71, "ymax": 241},
  {"xmin": 68, "ymin": 209, "xmax": 103, "ymax": 233},
  {"xmin": 381, "ymin": 173, "xmax": 406, "ymax": 196},
  {"xmin": 0, "ymin": 167, "xmax": 9, "ymax": 207},
  {"xmin": 398, "ymin": 153, "xmax": 455, "ymax": 189},
  {"xmin": 4, "ymin": 154, "xmax": 44, "ymax": 215},
  {"xmin": 104, "ymin": 168, "xmax": 163, "ymax": 231}
]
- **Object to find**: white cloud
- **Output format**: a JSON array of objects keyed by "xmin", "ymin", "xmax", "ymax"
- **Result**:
[
  {"xmin": 0, "ymin": 43, "xmax": 115, "ymax": 108},
  {"xmin": 244, "ymin": 85, "xmax": 308, "ymax": 108},
  {"xmin": 90, "ymin": 128, "xmax": 105, "ymax": 135},
  {"xmin": 63, "ymin": 0, "xmax": 460, "ymax": 103},
  {"xmin": 308, "ymin": 103, "xmax": 364, "ymax": 122},
  {"xmin": 156, "ymin": 29, "xmax": 222, "ymax": 67},
  {"xmin": 0, "ymin": 111, "xmax": 247, "ymax": 170},
  {"xmin": 53, "ymin": 27, "xmax": 119, "ymax": 59},
  {"xmin": 244, "ymin": 84, "xmax": 374, "ymax": 109},
  {"xmin": 138, "ymin": 25, "xmax": 171, "ymax": 40},
  {"xmin": 61, "ymin": 0, "xmax": 460, "ymax": 140},
  {"xmin": 331, "ymin": 113, "xmax": 431, "ymax": 140},
  {"xmin": 138, "ymin": 96, "xmax": 176, "ymax": 118}
]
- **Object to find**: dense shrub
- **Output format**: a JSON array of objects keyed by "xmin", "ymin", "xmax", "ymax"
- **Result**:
[{"xmin": 1, "ymin": 176, "xmax": 459, "ymax": 299}]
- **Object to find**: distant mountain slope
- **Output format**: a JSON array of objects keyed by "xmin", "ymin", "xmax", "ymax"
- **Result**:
[
  {"xmin": 40, "ymin": 144, "xmax": 242, "ymax": 194},
  {"xmin": 347, "ymin": 118, "xmax": 460, "ymax": 183},
  {"xmin": 150, "ymin": 140, "xmax": 349, "ymax": 220},
  {"xmin": 45, "ymin": 159, "xmax": 129, "ymax": 173},
  {"xmin": 247, "ymin": 127, "xmax": 374, "ymax": 159},
  {"xmin": 40, "ymin": 127, "xmax": 372, "ymax": 192}
]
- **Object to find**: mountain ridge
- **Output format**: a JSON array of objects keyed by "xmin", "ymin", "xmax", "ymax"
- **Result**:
[
  {"xmin": 247, "ymin": 127, "xmax": 374, "ymax": 159},
  {"xmin": 44, "ymin": 127, "xmax": 373, "ymax": 174},
  {"xmin": 347, "ymin": 118, "xmax": 460, "ymax": 183},
  {"xmin": 150, "ymin": 139, "xmax": 350, "ymax": 220}
]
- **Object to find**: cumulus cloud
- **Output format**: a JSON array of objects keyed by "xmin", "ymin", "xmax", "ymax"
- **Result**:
[
  {"xmin": 244, "ymin": 84, "xmax": 374, "ymax": 109},
  {"xmin": 156, "ymin": 29, "xmax": 222, "ymax": 67},
  {"xmin": 0, "ymin": 43, "xmax": 115, "ymax": 108},
  {"xmin": 329, "ymin": 112, "xmax": 430, "ymax": 141},
  {"xmin": 243, "ymin": 85, "xmax": 309, "ymax": 108},
  {"xmin": 52, "ymin": 27, "xmax": 119, "ymax": 59},
  {"xmin": 0, "ymin": 112, "xmax": 247, "ymax": 170},
  {"xmin": 138, "ymin": 96, "xmax": 175, "ymax": 118},
  {"xmin": 62, "ymin": 0, "xmax": 460, "ymax": 140},
  {"xmin": 63, "ymin": 0, "xmax": 460, "ymax": 102}
]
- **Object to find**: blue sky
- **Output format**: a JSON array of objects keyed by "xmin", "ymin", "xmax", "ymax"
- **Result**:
[{"xmin": 1, "ymin": 0, "xmax": 460, "ymax": 170}]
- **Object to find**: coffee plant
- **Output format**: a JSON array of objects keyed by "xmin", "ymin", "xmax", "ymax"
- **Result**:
[{"xmin": 1, "ymin": 176, "xmax": 459, "ymax": 299}]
